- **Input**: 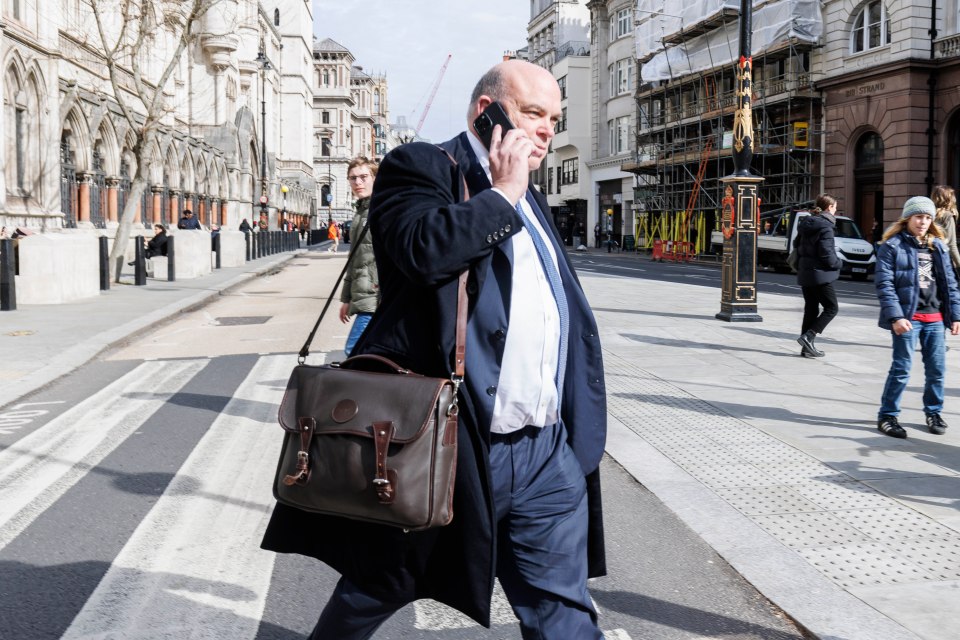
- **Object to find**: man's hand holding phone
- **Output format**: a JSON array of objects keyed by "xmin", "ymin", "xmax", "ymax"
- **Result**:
[{"xmin": 474, "ymin": 102, "xmax": 532, "ymax": 205}]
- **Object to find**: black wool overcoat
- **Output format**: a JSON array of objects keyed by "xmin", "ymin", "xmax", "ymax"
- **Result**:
[{"xmin": 261, "ymin": 133, "xmax": 607, "ymax": 626}]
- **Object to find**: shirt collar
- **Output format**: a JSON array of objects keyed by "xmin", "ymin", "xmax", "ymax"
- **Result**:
[{"xmin": 466, "ymin": 130, "xmax": 492, "ymax": 180}]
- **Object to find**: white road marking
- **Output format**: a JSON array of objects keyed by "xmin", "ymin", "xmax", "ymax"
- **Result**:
[
  {"xmin": 62, "ymin": 354, "xmax": 290, "ymax": 640},
  {"xmin": 414, "ymin": 580, "xmax": 517, "ymax": 629},
  {"xmin": 0, "ymin": 359, "xmax": 206, "ymax": 549}
]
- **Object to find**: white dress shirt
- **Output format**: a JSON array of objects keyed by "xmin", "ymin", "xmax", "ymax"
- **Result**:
[{"xmin": 465, "ymin": 132, "xmax": 562, "ymax": 433}]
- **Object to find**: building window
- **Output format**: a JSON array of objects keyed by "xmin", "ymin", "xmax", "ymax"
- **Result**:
[
  {"xmin": 609, "ymin": 7, "xmax": 632, "ymax": 41},
  {"xmin": 851, "ymin": 1, "xmax": 890, "ymax": 53},
  {"xmin": 856, "ymin": 131, "xmax": 884, "ymax": 166},
  {"xmin": 547, "ymin": 164, "xmax": 554, "ymax": 194},
  {"xmin": 561, "ymin": 158, "xmax": 579, "ymax": 185},
  {"xmin": 323, "ymin": 70, "xmax": 330, "ymax": 86},
  {"xmin": 555, "ymin": 107, "xmax": 567, "ymax": 134},
  {"xmin": 273, "ymin": 8, "xmax": 280, "ymax": 26},
  {"xmin": 558, "ymin": 75, "xmax": 567, "ymax": 100},
  {"xmin": 321, "ymin": 138, "xmax": 331, "ymax": 157},
  {"xmin": 322, "ymin": 110, "xmax": 330, "ymax": 124},
  {"xmin": 610, "ymin": 59, "xmax": 633, "ymax": 97},
  {"xmin": 608, "ymin": 116, "xmax": 630, "ymax": 155}
]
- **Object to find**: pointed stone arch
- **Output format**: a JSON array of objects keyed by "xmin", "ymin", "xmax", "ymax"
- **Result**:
[{"xmin": 5, "ymin": 52, "xmax": 45, "ymax": 204}]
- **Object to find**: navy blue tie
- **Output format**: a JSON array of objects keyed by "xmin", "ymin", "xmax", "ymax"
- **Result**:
[{"xmin": 514, "ymin": 197, "xmax": 569, "ymax": 398}]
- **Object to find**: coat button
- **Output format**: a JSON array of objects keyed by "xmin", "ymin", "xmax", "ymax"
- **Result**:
[
  {"xmin": 504, "ymin": 224, "xmax": 511, "ymax": 233},
  {"xmin": 467, "ymin": 283, "xmax": 478, "ymax": 295},
  {"xmin": 486, "ymin": 385, "xmax": 497, "ymax": 396},
  {"xmin": 486, "ymin": 234, "xmax": 494, "ymax": 243},
  {"xmin": 494, "ymin": 329, "xmax": 505, "ymax": 339}
]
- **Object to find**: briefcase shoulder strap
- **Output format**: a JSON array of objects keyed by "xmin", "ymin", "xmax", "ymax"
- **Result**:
[{"xmin": 298, "ymin": 148, "xmax": 470, "ymax": 379}]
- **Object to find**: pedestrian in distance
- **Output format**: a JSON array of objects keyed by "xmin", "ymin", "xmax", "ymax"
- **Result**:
[
  {"xmin": 594, "ymin": 221, "xmax": 601, "ymax": 248},
  {"xmin": 177, "ymin": 208, "xmax": 201, "ymax": 230},
  {"xmin": 339, "ymin": 156, "xmax": 380, "ymax": 356},
  {"xmin": 239, "ymin": 218, "xmax": 252, "ymax": 233},
  {"xmin": 127, "ymin": 224, "xmax": 168, "ymax": 265},
  {"xmin": 261, "ymin": 58, "xmax": 607, "ymax": 640},
  {"xmin": 875, "ymin": 196, "xmax": 960, "ymax": 438},
  {"xmin": 326, "ymin": 217, "xmax": 339, "ymax": 253},
  {"xmin": 931, "ymin": 184, "xmax": 960, "ymax": 276},
  {"xmin": 795, "ymin": 194, "xmax": 842, "ymax": 358}
]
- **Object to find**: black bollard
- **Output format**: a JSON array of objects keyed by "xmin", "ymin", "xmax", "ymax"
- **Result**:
[
  {"xmin": 214, "ymin": 233, "xmax": 221, "ymax": 269},
  {"xmin": 166, "ymin": 235, "xmax": 176, "ymax": 282},
  {"xmin": 0, "ymin": 238, "xmax": 16, "ymax": 311},
  {"xmin": 245, "ymin": 231, "xmax": 251, "ymax": 261},
  {"xmin": 134, "ymin": 235, "xmax": 146, "ymax": 286},
  {"xmin": 99, "ymin": 235, "xmax": 110, "ymax": 291}
]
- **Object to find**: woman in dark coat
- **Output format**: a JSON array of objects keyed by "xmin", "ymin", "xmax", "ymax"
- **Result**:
[
  {"xmin": 145, "ymin": 224, "xmax": 168, "ymax": 258},
  {"xmin": 795, "ymin": 194, "xmax": 842, "ymax": 357}
]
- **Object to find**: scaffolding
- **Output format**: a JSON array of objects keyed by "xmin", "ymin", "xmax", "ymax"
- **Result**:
[{"xmin": 629, "ymin": 1, "xmax": 823, "ymax": 257}]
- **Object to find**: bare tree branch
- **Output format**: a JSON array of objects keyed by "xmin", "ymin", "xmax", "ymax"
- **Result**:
[{"xmin": 82, "ymin": 0, "xmax": 225, "ymax": 281}]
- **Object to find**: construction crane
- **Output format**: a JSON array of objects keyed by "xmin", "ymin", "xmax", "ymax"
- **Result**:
[{"xmin": 414, "ymin": 54, "xmax": 452, "ymax": 135}]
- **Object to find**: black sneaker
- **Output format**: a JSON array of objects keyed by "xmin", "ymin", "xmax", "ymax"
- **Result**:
[
  {"xmin": 877, "ymin": 415, "xmax": 907, "ymax": 439},
  {"xmin": 926, "ymin": 413, "xmax": 948, "ymax": 435}
]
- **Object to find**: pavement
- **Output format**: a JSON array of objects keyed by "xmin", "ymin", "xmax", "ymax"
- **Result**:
[{"xmin": 2, "ymin": 244, "xmax": 958, "ymax": 640}]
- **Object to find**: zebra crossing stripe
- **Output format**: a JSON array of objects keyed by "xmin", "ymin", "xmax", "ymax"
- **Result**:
[
  {"xmin": 61, "ymin": 354, "xmax": 291, "ymax": 639},
  {"xmin": 0, "ymin": 359, "xmax": 207, "ymax": 550}
]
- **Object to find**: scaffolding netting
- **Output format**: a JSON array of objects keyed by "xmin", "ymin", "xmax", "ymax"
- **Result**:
[{"xmin": 636, "ymin": 0, "xmax": 823, "ymax": 82}]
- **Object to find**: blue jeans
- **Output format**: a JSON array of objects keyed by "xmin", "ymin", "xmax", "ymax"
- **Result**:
[
  {"xmin": 344, "ymin": 312, "xmax": 372, "ymax": 357},
  {"xmin": 879, "ymin": 320, "xmax": 946, "ymax": 418}
]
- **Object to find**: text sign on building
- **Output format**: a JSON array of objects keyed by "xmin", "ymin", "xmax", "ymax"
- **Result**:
[{"xmin": 845, "ymin": 82, "xmax": 885, "ymax": 98}]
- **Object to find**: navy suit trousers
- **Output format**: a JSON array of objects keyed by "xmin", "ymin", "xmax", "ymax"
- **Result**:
[{"xmin": 308, "ymin": 423, "xmax": 602, "ymax": 640}]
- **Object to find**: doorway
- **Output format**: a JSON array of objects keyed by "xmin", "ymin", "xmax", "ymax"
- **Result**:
[{"xmin": 854, "ymin": 132, "xmax": 884, "ymax": 242}]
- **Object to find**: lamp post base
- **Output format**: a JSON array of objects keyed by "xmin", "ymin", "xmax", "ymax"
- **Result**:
[
  {"xmin": 716, "ymin": 175, "xmax": 764, "ymax": 323},
  {"xmin": 715, "ymin": 308, "xmax": 763, "ymax": 322}
]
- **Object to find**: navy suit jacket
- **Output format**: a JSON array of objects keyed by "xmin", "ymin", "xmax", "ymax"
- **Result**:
[{"xmin": 262, "ymin": 133, "xmax": 606, "ymax": 626}]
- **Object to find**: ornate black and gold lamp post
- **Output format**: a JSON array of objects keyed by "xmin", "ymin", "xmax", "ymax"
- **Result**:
[{"xmin": 716, "ymin": 0, "xmax": 764, "ymax": 322}]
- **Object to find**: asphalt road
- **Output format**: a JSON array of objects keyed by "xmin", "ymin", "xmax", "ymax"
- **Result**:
[{"xmin": 0, "ymin": 249, "xmax": 811, "ymax": 639}]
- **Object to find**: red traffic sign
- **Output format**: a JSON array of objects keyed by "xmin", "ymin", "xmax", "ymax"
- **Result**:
[{"xmin": 259, "ymin": 195, "xmax": 268, "ymax": 204}]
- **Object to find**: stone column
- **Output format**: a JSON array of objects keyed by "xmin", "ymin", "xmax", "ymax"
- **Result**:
[
  {"xmin": 169, "ymin": 189, "xmax": 181, "ymax": 224},
  {"xmin": 77, "ymin": 173, "xmax": 92, "ymax": 223},
  {"xmin": 106, "ymin": 177, "xmax": 120, "ymax": 224},
  {"xmin": 152, "ymin": 186, "xmax": 163, "ymax": 225}
]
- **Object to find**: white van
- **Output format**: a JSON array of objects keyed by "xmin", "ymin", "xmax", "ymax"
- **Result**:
[{"xmin": 712, "ymin": 209, "xmax": 875, "ymax": 279}]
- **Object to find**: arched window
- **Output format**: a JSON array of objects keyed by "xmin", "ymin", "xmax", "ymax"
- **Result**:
[
  {"xmin": 323, "ymin": 69, "xmax": 330, "ymax": 86},
  {"xmin": 856, "ymin": 131, "xmax": 884, "ymax": 167},
  {"xmin": 273, "ymin": 8, "xmax": 280, "ymax": 26},
  {"xmin": 373, "ymin": 90, "xmax": 380, "ymax": 113},
  {"xmin": 851, "ymin": 1, "xmax": 890, "ymax": 53}
]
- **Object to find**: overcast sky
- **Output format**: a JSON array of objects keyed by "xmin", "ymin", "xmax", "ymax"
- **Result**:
[{"xmin": 313, "ymin": 0, "xmax": 530, "ymax": 143}]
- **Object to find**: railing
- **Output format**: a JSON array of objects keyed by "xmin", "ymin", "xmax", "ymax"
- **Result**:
[
  {"xmin": 937, "ymin": 33, "xmax": 960, "ymax": 58},
  {"xmin": 555, "ymin": 40, "xmax": 590, "ymax": 62}
]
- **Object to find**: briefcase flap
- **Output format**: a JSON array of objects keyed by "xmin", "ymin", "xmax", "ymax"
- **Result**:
[{"xmin": 279, "ymin": 363, "xmax": 451, "ymax": 443}]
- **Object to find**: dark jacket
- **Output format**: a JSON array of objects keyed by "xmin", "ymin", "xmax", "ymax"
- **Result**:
[
  {"xmin": 339, "ymin": 198, "xmax": 379, "ymax": 314},
  {"xmin": 875, "ymin": 231, "xmax": 960, "ymax": 330},
  {"xmin": 796, "ymin": 212, "xmax": 841, "ymax": 286},
  {"xmin": 145, "ymin": 232, "xmax": 168, "ymax": 258},
  {"xmin": 261, "ymin": 133, "xmax": 607, "ymax": 626},
  {"xmin": 178, "ymin": 215, "xmax": 201, "ymax": 230}
]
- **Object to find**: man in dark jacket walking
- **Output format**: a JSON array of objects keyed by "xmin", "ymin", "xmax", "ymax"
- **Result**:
[
  {"xmin": 796, "ymin": 194, "xmax": 842, "ymax": 357},
  {"xmin": 261, "ymin": 59, "xmax": 607, "ymax": 640}
]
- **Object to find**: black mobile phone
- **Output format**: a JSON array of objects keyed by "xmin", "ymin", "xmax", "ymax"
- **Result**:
[{"xmin": 473, "ymin": 102, "xmax": 515, "ymax": 149}]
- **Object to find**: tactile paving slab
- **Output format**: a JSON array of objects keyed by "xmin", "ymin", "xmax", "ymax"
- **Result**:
[
  {"xmin": 798, "ymin": 543, "xmax": 935, "ymax": 587},
  {"xmin": 603, "ymin": 352, "xmax": 960, "ymax": 589}
]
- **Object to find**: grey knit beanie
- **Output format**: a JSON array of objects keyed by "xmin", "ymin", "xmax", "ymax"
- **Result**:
[{"xmin": 901, "ymin": 196, "xmax": 936, "ymax": 219}]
